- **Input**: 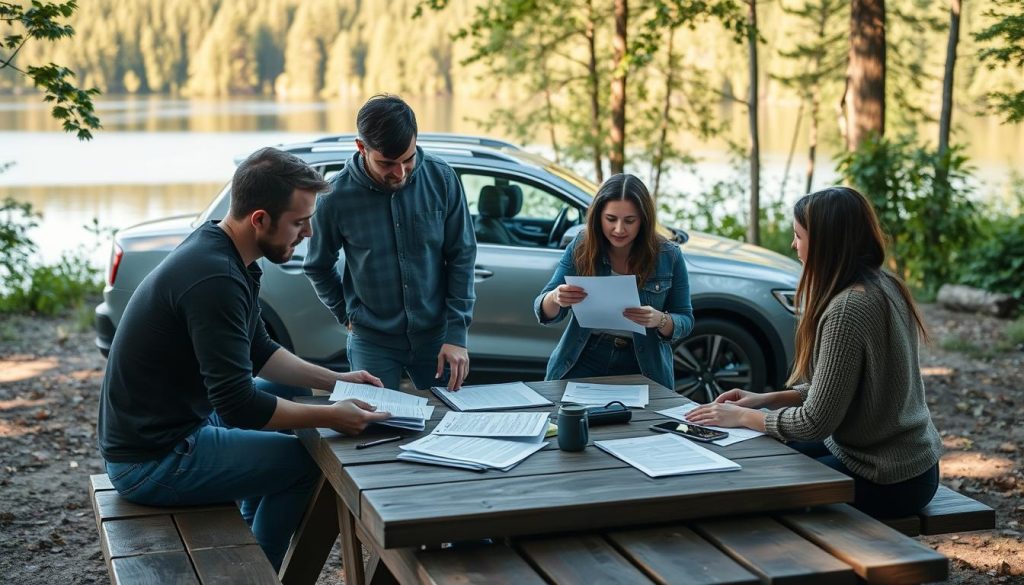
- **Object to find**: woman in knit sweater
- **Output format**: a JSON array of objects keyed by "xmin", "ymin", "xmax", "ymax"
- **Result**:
[{"xmin": 686, "ymin": 186, "xmax": 942, "ymax": 518}]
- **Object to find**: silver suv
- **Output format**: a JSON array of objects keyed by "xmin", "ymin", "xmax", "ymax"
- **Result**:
[{"xmin": 95, "ymin": 134, "xmax": 801, "ymax": 401}]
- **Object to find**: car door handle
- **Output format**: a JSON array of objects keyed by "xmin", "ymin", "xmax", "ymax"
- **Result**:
[{"xmin": 474, "ymin": 267, "xmax": 494, "ymax": 281}]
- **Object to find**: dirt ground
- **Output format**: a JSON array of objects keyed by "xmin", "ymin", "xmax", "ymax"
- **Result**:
[{"xmin": 0, "ymin": 303, "xmax": 1021, "ymax": 584}]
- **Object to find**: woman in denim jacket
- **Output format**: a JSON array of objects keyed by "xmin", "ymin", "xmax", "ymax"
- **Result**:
[{"xmin": 533, "ymin": 174, "xmax": 694, "ymax": 389}]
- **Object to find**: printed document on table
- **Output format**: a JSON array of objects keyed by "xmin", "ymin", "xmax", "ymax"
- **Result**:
[
  {"xmin": 657, "ymin": 403, "xmax": 765, "ymax": 446},
  {"xmin": 431, "ymin": 381, "xmax": 552, "ymax": 412},
  {"xmin": 563, "ymin": 275, "xmax": 645, "ymax": 335},
  {"xmin": 595, "ymin": 433, "xmax": 741, "ymax": 478},
  {"xmin": 432, "ymin": 412, "xmax": 550, "ymax": 443},
  {"xmin": 562, "ymin": 381, "xmax": 649, "ymax": 408},
  {"xmin": 398, "ymin": 434, "xmax": 547, "ymax": 471}
]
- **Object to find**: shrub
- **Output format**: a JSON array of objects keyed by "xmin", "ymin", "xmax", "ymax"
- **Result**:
[
  {"xmin": 836, "ymin": 136, "xmax": 977, "ymax": 298},
  {"xmin": 0, "ymin": 197, "xmax": 104, "ymax": 316},
  {"xmin": 958, "ymin": 176, "xmax": 1024, "ymax": 301}
]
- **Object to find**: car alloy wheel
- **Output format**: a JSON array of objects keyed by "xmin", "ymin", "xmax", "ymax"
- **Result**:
[{"xmin": 672, "ymin": 318, "xmax": 767, "ymax": 402}]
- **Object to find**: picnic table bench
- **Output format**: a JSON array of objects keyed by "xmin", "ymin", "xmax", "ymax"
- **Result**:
[
  {"xmin": 88, "ymin": 474, "xmax": 280, "ymax": 585},
  {"xmin": 286, "ymin": 374, "xmax": 996, "ymax": 585}
]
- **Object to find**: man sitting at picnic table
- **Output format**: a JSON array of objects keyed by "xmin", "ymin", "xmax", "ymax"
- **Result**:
[{"xmin": 97, "ymin": 147, "xmax": 391, "ymax": 570}]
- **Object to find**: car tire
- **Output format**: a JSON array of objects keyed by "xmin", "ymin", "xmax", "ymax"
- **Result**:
[{"xmin": 672, "ymin": 317, "xmax": 767, "ymax": 403}]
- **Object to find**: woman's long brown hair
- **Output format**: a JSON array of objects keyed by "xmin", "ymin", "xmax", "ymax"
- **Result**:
[
  {"xmin": 787, "ymin": 187, "xmax": 928, "ymax": 386},
  {"xmin": 574, "ymin": 173, "xmax": 663, "ymax": 284}
]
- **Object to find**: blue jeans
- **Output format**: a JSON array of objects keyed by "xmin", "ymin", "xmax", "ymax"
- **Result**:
[
  {"xmin": 562, "ymin": 333, "xmax": 642, "ymax": 380},
  {"xmin": 346, "ymin": 330, "xmax": 447, "ymax": 390},
  {"xmin": 790, "ymin": 441, "xmax": 940, "ymax": 518},
  {"xmin": 104, "ymin": 379, "xmax": 319, "ymax": 571}
]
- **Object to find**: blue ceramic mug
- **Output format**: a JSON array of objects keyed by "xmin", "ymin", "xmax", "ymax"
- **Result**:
[{"xmin": 557, "ymin": 404, "xmax": 589, "ymax": 451}]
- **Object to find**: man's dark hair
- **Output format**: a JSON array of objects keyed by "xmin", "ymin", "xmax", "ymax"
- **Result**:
[
  {"xmin": 229, "ymin": 147, "xmax": 328, "ymax": 222},
  {"xmin": 356, "ymin": 94, "xmax": 418, "ymax": 158}
]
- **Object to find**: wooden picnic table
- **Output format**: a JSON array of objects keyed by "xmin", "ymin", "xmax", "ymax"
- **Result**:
[{"xmin": 282, "ymin": 375, "xmax": 947, "ymax": 585}]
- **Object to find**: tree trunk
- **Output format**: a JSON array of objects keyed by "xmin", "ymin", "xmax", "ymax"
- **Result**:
[
  {"xmin": 845, "ymin": 0, "xmax": 886, "ymax": 150},
  {"xmin": 807, "ymin": 88, "xmax": 820, "ymax": 194},
  {"xmin": 746, "ymin": 0, "xmax": 760, "ymax": 245},
  {"xmin": 938, "ymin": 0, "xmax": 961, "ymax": 161},
  {"xmin": 586, "ymin": 1, "xmax": 604, "ymax": 183},
  {"xmin": 609, "ymin": 0, "xmax": 627, "ymax": 175},
  {"xmin": 652, "ymin": 29, "xmax": 675, "ymax": 200}
]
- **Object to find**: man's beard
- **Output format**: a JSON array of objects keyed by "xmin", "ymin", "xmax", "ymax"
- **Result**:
[{"xmin": 259, "ymin": 234, "xmax": 301, "ymax": 264}]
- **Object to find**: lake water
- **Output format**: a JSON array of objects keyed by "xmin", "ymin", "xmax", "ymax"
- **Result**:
[{"xmin": 1, "ymin": 95, "xmax": 1021, "ymax": 266}]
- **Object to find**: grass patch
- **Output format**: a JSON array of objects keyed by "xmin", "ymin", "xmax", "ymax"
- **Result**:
[
  {"xmin": 939, "ymin": 336, "xmax": 980, "ymax": 354},
  {"xmin": 1005, "ymin": 318, "xmax": 1024, "ymax": 348}
]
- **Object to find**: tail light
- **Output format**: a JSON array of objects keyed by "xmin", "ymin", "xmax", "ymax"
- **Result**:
[{"xmin": 108, "ymin": 242, "xmax": 124, "ymax": 286}]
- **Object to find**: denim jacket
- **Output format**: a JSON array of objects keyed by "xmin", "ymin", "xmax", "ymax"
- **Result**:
[{"xmin": 533, "ymin": 236, "xmax": 694, "ymax": 389}]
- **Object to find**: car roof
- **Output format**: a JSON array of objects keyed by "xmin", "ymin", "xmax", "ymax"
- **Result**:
[{"xmin": 234, "ymin": 133, "xmax": 529, "ymax": 167}]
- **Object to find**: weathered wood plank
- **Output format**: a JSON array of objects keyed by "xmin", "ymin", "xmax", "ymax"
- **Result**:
[
  {"xmin": 694, "ymin": 516, "xmax": 855, "ymax": 585},
  {"xmin": 919, "ymin": 486, "xmax": 995, "ymax": 535},
  {"xmin": 881, "ymin": 515, "xmax": 921, "ymax": 537},
  {"xmin": 90, "ymin": 473, "xmax": 115, "ymax": 493},
  {"xmin": 110, "ymin": 551, "xmax": 200, "ymax": 585},
  {"xmin": 175, "ymin": 509, "xmax": 256, "ymax": 550},
  {"xmin": 190, "ymin": 545, "xmax": 280, "ymax": 585},
  {"xmin": 93, "ymin": 490, "xmax": 233, "ymax": 522},
  {"xmin": 417, "ymin": 544, "xmax": 547, "ymax": 585},
  {"xmin": 779, "ymin": 504, "xmax": 948, "ymax": 584},
  {"xmin": 102, "ymin": 515, "xmax": 184, "ymax": 558},
  {"xmin": 338, "ymin": 494, "xmax": 366, "ymax": 585},
  {"xmin": 608, "ymin": 525, "xmax": 759, "ymax": 585},
  {"xmin": 517, "ymin": 534, "xmax": 655, "ymax": 584},
  {"xmin": 362, "ymin": 453, "xmax": 853, "ymax": 548}
]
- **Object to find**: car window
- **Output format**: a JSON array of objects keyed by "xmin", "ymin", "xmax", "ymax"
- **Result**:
[{"xmin": 459, "ymin": 171, "xmax": 583, "ymax": 248}]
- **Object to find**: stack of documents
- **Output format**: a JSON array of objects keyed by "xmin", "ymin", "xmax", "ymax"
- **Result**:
[
  {"xmin": 397, "ymin": 411, "xmax": 551, "ymax": 471},
  {"xmin": 431, "ymin": 381, "xmax": 552, "ymax": 412},
  {"xmin": 561, "ymin": 381, "xmax": 649, "ymax": 408},
  {"xmin": 657, "ymin": 403, "xmax": 764, "ymax": 446},
  {"xmin": 330, "ymin": 381, "xmax": 434, "ymax": 431},
  {"xmin": 595, "ymin": 433, "xmax": 741, "ymax": 478}
]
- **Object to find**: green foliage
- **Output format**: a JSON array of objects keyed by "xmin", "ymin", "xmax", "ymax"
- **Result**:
[
  {"xmin": 1005, "ymin": 318, "xmax": 1024, "ymax": 348},
  {"xmin": 973, "ymin": 0, "xmax": 1024, "ymax": 123},
  {"xmin": 835, "ymin": 136, "xmax": 977, "ymax": 298},
  {"xmin": 1, "ymin": 0, "xmax": 101, "ymax": 139},
  {"xmin": 0, "ymin": 197, "xmax": 103, "ymax": 316},
  {"xmin": 958, "ymin": 177, "xmax": 1024, "ymax": 299}
]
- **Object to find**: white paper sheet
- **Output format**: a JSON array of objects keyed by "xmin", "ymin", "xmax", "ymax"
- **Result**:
[
  {"xmin": 399, "ymin": 434, "xmax": 548, "ymax": 471},
  {"xmin": 657, "ymin": 403, "xmax": 765, "ymax": 446},
  {"xmin": 561, "ymin": 381, "xmax": 649, "ymax": 408},
  {"xmin": 563, "ymin": 274, "xmax": 645, "ymax": 335},
  {"xmin": 431, "ymin": 381, "xmax": 552, "ymax": 412},
  {"xmin": 330, "ymin": 381, "xmax": 432, "ymax": 431},
  {"xmin": 594, "ymin": 433, "xmax": 741, "ymax": 478},
  {"xmin": 432, "ymin": 412, "xmax": 549, "ymax": 442}
]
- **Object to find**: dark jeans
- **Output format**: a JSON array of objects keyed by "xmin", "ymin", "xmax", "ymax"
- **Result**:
[
  {"xmin": 789, "ymin": 441, "xmax": 939, "ymax": 518},
  {"xmin": 563, "ymin": 333, "xmax": 642, "ymax": 380}
]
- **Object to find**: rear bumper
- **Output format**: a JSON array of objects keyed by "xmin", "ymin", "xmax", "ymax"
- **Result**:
[{"xmin": 94, "ymin": 302, "xmax": 115, "ymax": 357}]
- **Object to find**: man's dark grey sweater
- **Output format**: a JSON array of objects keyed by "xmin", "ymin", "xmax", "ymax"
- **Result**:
[{"xmin": 98, "ymin": 222, "xmax": 280, "ymax": 463}]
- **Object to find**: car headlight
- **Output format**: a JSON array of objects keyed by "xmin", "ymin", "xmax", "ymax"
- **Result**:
[{"xmin": 772, "ymin": 289, "xmax": 797, "ymax": 314}]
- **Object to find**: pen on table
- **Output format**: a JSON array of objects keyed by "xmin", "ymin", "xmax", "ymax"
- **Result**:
[{"xmin": 356, "ymin": 435, "xmax": 403, "ymax": 450}]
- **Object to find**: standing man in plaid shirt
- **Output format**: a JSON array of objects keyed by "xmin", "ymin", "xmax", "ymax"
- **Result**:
[{"xmin": 304, "ymin": 95, "xmax": 477, "ymax": 391}]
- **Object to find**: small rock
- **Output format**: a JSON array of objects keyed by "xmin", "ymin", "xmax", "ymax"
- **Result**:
[{"xmin": 997, "ymin": 442, "xmax": 1018, "ymax": 453}]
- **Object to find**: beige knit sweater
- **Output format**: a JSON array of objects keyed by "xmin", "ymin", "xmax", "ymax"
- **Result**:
[{"xmin": 763, "ymin": 275, "xmax": 943, "ymax": 484}]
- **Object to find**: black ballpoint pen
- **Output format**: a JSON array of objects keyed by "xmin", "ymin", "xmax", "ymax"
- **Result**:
[{"xmin": 356, "ymin": 435, "xmax": 403, "ymax": 449}]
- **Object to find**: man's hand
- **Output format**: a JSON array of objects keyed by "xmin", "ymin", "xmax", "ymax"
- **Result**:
[
  {"xmin": 550, "ymin": 284, "xmax": 587, "ymax": 307},
  {"xmin": 339, "ymin": 370, "xmax": 383, "ymax": 387},
  {"xmin": 436, "ymin": 343, "xmax": 469, "ymax": 390},
  {"xmin": 623, "ymin": 305, "xmax": 665, "ymax": 328},
  {"xmin": 329, "ymin": 399, "xmax": 391, "ymax": 435}
]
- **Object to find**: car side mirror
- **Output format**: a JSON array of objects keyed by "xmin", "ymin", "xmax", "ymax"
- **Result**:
[{"xmin": 559, "ymin": 225, "xmax": 585, "ymax": 248}]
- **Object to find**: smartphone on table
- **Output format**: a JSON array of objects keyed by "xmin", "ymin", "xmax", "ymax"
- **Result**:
[{"xmin": 649, "ymin": 420, "xmax": 728, "ymax": 443}]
